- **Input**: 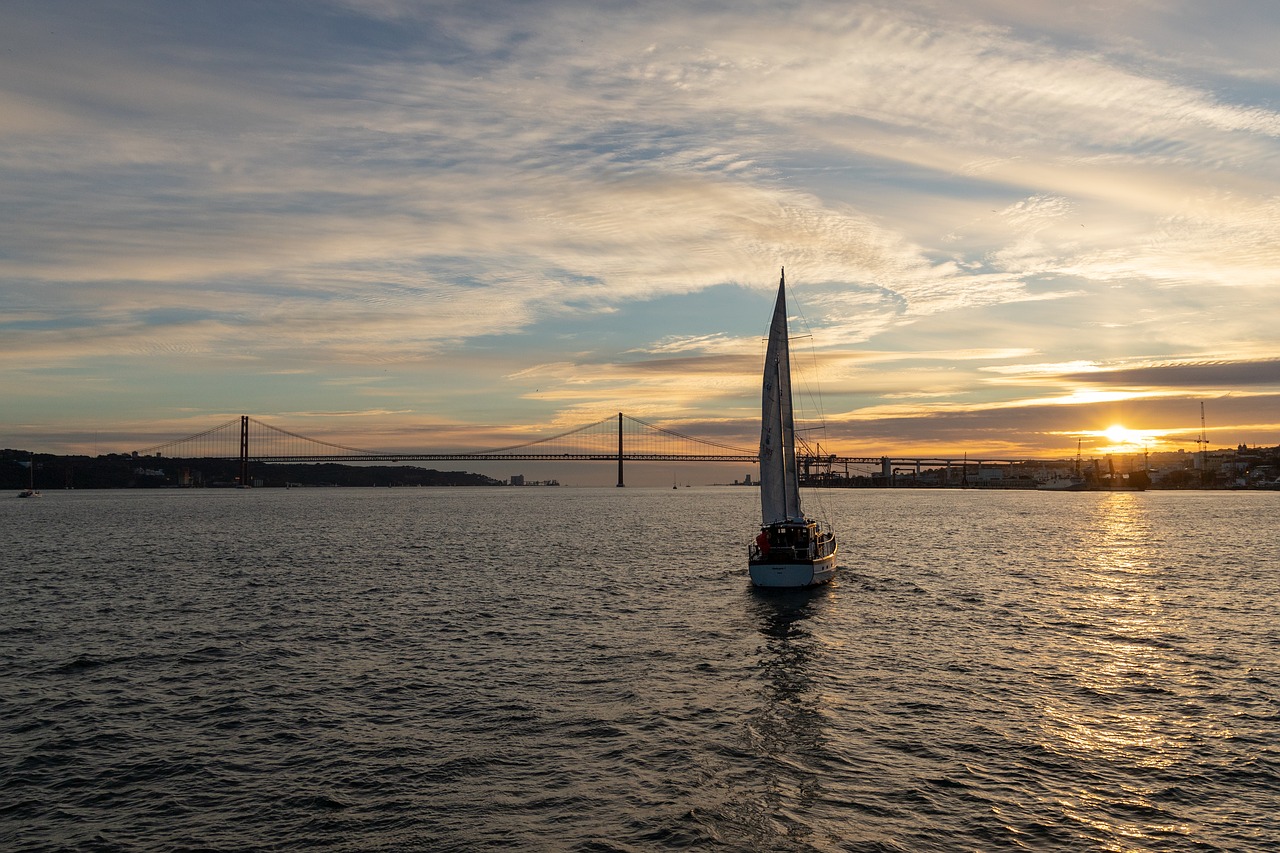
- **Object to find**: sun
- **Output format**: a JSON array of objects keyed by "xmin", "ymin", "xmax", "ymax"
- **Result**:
[{"xmin": 1103, "ymin": 424, "xmax": 1142, "ymax": 446}]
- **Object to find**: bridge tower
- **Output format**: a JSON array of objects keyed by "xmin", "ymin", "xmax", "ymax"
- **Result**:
[
  {"xmin": 239, "ymin": 415, "xmax": 249, "ymax": 487},
  {"xmin": 616, "ymin": 412, "xmax": 624, "ymax": 487}
]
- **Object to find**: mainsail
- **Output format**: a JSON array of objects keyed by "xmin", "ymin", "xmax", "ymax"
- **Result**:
[{"xmin": 758, "ymin": 269, "xmax": 802, "ymax": 525}]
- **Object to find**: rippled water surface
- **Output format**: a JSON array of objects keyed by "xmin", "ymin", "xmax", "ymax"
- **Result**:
[{"xmin": 2, "ymin": 488, "xmax": 1277, "ymax": 851}]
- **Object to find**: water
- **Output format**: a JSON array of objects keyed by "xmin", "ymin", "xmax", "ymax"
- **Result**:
[{"xmin": 2, "ymin": 487, "xmax": 1277, "ymax": 851}]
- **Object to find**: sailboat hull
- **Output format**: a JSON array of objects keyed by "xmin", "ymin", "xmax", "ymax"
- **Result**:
[{"xmin": 749, "ymin": 553, "xmax": 837, "ymax": 588}]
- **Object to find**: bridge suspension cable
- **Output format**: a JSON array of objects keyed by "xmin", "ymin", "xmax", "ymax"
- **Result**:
[
  {"xmin": 468, "ymin": 413, "xmax": 755, "ymax": 459},
  {"xmin": 135, "ymin": 416, "xmax": 383, "ymax": 461},
  {"xmin": 469, "ymin": 414, "xmax": 619, "ymax": 455},
  {"xmin": 621, "ymin": 414, "xmax": 756, "ymax": 456}
]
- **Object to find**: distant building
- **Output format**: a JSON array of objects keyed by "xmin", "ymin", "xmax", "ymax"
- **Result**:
[{"xmin": 510, "ymin": 474, "xmax": 525, "ymax": 486}]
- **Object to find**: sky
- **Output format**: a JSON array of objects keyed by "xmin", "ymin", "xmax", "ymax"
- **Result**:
[{"xmin": 4, "ymin": 0, "xmax": 1280, "ymax": 484}]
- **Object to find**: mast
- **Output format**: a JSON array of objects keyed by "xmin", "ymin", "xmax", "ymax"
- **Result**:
[
  {"xmin": 775, "ymin": 356, "xmax": 794, "ymax": 517},
  {"xmin": 759, "ymin": 268, "xmax": 801, "ymax": 524}
]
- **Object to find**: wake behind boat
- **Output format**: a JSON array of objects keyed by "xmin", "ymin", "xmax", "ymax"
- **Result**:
[{"xmin": 748, "ymin": 269, "xmax": 837, "ymax": 588}]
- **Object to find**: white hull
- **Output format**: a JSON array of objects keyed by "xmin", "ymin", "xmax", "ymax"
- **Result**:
[{"xmin": 749, "ymin": 552, "xmax": 837, "ymax": 588}]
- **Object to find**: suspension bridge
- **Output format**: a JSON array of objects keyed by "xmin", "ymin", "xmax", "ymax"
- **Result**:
[
  {"xmin": 134, "ymin": 413, "xmax": 885, "ymax": 487},
  {"xmin": 134, "ymin": 413, "xmax": 1046, "ymax": 487}
]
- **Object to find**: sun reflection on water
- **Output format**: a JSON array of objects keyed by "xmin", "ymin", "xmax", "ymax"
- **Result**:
[{"xmin": 1035, "ymin": 493, "xmax": 1206, "ymax": 845}]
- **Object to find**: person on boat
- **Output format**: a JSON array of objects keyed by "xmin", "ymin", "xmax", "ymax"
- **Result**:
[{"xmin": 755, "ymin": 530, "xmax": 770, "ymax": 556}]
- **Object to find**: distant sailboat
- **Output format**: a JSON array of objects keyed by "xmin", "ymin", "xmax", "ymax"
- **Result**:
[
  {"xmin": 17, "ymin": 456, "xmax": 41, "ymax": 498},
  {"xmin": 748, "ymin": 269, "xmax": 837, "ymax": 587}
]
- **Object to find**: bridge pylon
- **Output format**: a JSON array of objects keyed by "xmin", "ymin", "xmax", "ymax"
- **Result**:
[
  {"xmin": 240, "ymin": 415, "xmax": 249, "ymax": 487},
  {"xmin": 617, "ymin": 412, "xmax": 624, "ymax": 487}
]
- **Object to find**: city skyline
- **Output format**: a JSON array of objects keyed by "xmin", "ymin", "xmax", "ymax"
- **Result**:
[{"xmin": 5, "ymin": 1, "xmax": 1280, "ymax": 476}]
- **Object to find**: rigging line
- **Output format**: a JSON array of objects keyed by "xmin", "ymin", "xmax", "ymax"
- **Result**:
[
  {"xmin": 784, "ymin": 274, "xmax": 834, "ymax": 526},
  {"xmin": 783, "ymin": 276, "xmax": 830, "ymax": 435}
]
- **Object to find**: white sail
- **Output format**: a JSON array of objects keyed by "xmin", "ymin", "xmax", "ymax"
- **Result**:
[{"xmin": 759, "ymin": 270, "xmax": 802, "ymax": 525}]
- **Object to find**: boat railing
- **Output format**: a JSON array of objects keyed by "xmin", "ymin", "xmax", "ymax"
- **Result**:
[
  {"xmin": 750, "ymin": 525, "xmax": 837, "ymax": 562},
  {"xmin": 749, "ymin": 541, "xmax": 832, "ymax": 562},
  {"xmin": 750, "ymin": 544, "xmax": 804, "ymax": 561}
]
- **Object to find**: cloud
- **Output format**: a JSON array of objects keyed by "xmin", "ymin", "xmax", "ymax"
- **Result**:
[{"xmin": 1061, "ymin": 358, "xmax": 1280, "ymax": 389}]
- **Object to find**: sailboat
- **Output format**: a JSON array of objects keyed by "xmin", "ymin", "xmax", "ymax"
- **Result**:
[
  {"xmin": 17, "ymin": 456, "xmax": 41, "ymax": 498},
  {"xmin": 748, "ymin": 269, "xmax": 837, "ymax": 587}
]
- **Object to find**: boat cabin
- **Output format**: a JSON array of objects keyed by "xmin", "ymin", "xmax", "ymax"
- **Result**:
[{"xmin": 752, "ymin": 520, "xmax": 830, "ymax": 562}]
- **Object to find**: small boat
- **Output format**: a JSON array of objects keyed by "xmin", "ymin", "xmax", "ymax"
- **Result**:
[
  {"xmin": 17, "ymin": 456, "xmax": 41, "ymax": 498},
  {"xmin": 748, "ymin": 269, "xmax": 837, "ymax": 588}
]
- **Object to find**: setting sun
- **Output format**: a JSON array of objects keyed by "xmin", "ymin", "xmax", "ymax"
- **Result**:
[
  {"xmin": 1104, "ymin": 424, "xmax": 1139, "ymax": 445},
  {"xmin": 1096, "ymin": 424, "xmax": 1165, "ymax": 451}
]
